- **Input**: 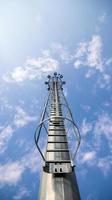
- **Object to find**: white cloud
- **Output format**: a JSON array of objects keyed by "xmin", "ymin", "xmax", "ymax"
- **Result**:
[
  {"xmin": 105, "ymin": 57, "xmax": 112, "ymax": 65},
  {"xmin": 74, "ymin": 35, "xmax": 104, "ymax": 73},
  {"xmin": 98, "ymin": 12, "xmax": 107, "ymax": 23},
  {"xmin": 95, "ymin": 12, "xmax": 107, "ymax": 32},
  {"xmin": 74, "ymin": 60, "xmax": 83, "ymax": 69},
  {"xmin": 0, "ymin": 125, "xmax": 14, "ymax": 154},
  {"xmin": 51, "ymin": 43, "xmax": 73, "ymax": 64},
  {"xmin": 98, "ymin": 156, "xmax": 112, "ymax": 176},
  {"xmin": 3, "ymin": 55, "xmax": 59, "ymax": 83},
  {"xmin": 74, "ymin": 35, "xmax": 112, "ymax": 89},
  {"xmin": 21, "ymin": 148, "xmax": 40, "ymax": 173},
  {"xmin": 85, "ymin": 69, "xmax": 96, "ymax": 78},
  {"xmin": 0, "ymin": 162, "xmax": 23, "ymax": 185},
  {"xmin": 14, "ymin": 187, "xmax": 31, "ymax": 200},
  {"xmin": 14, "ymin": 106, "xmax": 37, "ymax": 128},
  {"xmin": 103, "ymin": 102, "xmax": 111, "ymax": 107},
  {"xmin": 81, "ymin": 105, "xmax": 91, "ymax": 112},
  {"xmin": 81, "ymin": 119, "xmax": 93, "ymax": 136},
  {"xmin": 77, "ymin": 113, "xmax": 112, "ymax": 176},
  {"xmin": 75, "ymin": 42, "xmax": 87, "ymax": 58},
  {"xmin": 97, "ymin": 73, "xmax": 112, "ymax": 89},
  {"xmin": 0, "ymin": 106, "xmax": 37, "ymax": 154},
  {"xmin": 0, "ymin": 125, "xmax": 5, "ymax": 131},
  {"xmin": 41, "ymin": 49, "xmax": 51, "ymax": 57},
  {"xmin": 86, "ymin": 193, "xmax": 98, "ymax": 200},
  {"xmin": 87, "ymin": 35, "xmax": 103, "ymax": 70},
  {"xmin": 73, "ymin": 34, "xmax": 112, "ymax": 92},
  {"xmin": 94, "ymin": 113, "xmax": 112, "ymax": 148},
  {"xmin": 0, "ymin": 148, "xmax": 40, "ymax": 186},
  {"xmin": 63, "ymin": 88, "xmax": 68, "ymax": 97},
  {"xmin": 81, "ymin": 151, "xmax": 96, "ymax": 164},
  {"xmin": 15, "ymin": 139, "xmax": 26, "ymax": 149}
]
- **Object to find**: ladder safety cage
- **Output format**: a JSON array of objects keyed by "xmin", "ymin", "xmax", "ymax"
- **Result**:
[{"xmin": 34, "ymin": 73, "xmax": 81, "ymax": 168}]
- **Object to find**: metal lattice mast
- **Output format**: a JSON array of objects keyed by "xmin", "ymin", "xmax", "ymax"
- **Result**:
[{"xmin": 35, "ymin": 73, "xmax": 81, "ymax": 200}]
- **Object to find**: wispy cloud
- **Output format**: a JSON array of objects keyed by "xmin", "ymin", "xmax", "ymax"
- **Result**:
[
  {"xmin": 98, "ymin": 12, "xmax": 107, "ymax": 23},
  {"xmin": 81, "ymin": 105, "xmax": 91, "ymax": 112},
  {"xmin": 0, "ymin": 106, "xmax": 37, "ymax": 154},
  {"xmin": 79, "ymin": 151, "xmax": 96, "ymax": 165},
  {"xmin": 78, "ymin": 112, "xmax": 112, "ymax": 176},
  {"xmin": 74, "ymin": 35, "xmax": 103, "ymax": 72},
  {"xmin": 14, "ymin": 187, "xmax": 31, "ymax": 200},
  {"xmin": 0, "ymin": 125, "xmax": 14, "ymax": 154},
  {"xmin": 51, "ymin": 43, "xmax": 73, "ymax": 64},
  {"xmin": 0, "ymin": 161, "xmax": 23, "ymax": 185},
  {"xmin": 3, "ymin": 54, "xmax": 59, "ymax": 83},
  {"xmin": 105, "ymin": 57, "xmax": 112, "ymax": 66},
  {"xmin": 98, "ymin": 156, "xmax": 112, "ymax": 176},
  {"xmin": 21, "ymin": 148, "xmax": 41, "ymax": 173},
  {"xmin": 96, "ymin": 74, "xmax": 112, "ymax": 89},
  {"xmin": 0, "ymin": 148, "xmax": 40, "ymax": 186},
  {"xmin": 94, "ymin": 113, "xmax": 112, "ymax": 151},
  {"xmin": 86, "ymin": 193, "xmax": 98, "ymax": 200},
  {"xmin": 80, "ymin": 119, "xmax": 93, "ymax": 136},
  {"xmin": 73, "ymin": 34, "xmax": 112, "ymax": 89},
  {"xmin": 14, "ymin": 106, "xmax": 37, "ymax": 128},
  {"xmin": 0, "ymin": 125, "xmax": 5, "ymax": 131},
  {"xmin": 2, "ymin": 36, "xmax": 111, "ymax": 90}
]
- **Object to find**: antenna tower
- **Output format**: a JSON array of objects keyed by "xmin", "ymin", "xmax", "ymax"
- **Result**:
[{"xmin": 35, "ymin": 73, "xmax": 81, "ymax": 200}]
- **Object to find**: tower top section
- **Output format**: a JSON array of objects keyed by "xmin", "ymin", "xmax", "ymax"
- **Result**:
[{"xmin": 45, "ymin": 72, "xmax": 66, "ymax": 90}]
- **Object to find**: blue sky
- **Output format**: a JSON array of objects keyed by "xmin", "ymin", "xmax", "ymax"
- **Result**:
[{"xmin": 0, "ymin": 0, "xmax": 112, "ymax": 199}]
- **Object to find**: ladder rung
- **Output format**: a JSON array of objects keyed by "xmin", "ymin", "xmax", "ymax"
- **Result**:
[
  {"xmin": 48, "ymin": 141, "xmax": 67, "ymax": 143},
  {"xmin": 46, "ymin": 160, "xmax": 71, "ymax": 163},
  {"xmin": 48, "ymin": 134, "xmax": 66, "ymax": 136},
  {"xmin": 49, "ymin": 124, "xmax": 64, "ymax": 127},
  {"xmin": 49, "ymin": 129, "xmax": 65, "ymax": 131},
  {"xmin": 47, "ymin": 149, "xmax": 69, "ymax": 152}
]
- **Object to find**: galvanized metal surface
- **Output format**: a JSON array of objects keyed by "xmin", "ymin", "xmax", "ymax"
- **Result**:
[
  {"xmin": 35, "ymin": 73, "xmax": 81, "ymax": 200},
  {"xmin": 39, "ymin": 171, "xmax": 80, "ymax": 200}
]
